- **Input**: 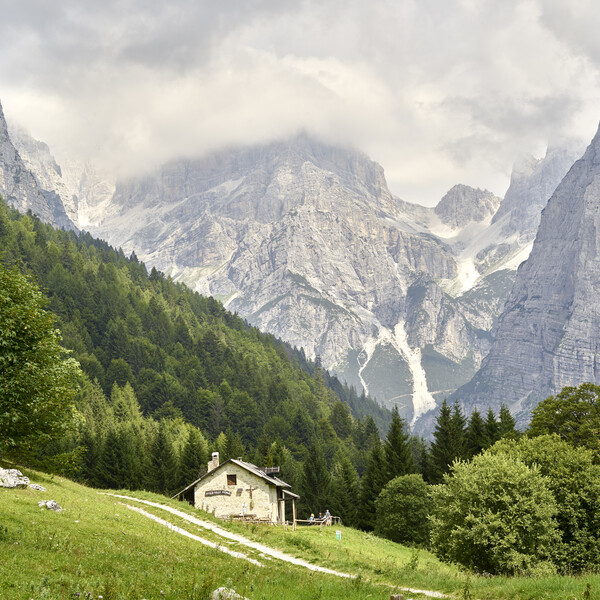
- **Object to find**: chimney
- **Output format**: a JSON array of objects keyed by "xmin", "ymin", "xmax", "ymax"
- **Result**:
[{"xmin": 208, "ymin": 451, "xmax": 220, "ymax": 472}]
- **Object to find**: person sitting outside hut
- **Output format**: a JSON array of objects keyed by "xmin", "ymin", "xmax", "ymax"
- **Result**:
[{"xmin": 309, "ymin": 513, "xmax": 315, "ymax": 524}]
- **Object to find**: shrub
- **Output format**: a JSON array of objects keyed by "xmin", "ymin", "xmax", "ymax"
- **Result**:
[
  {"xmin": 489, "ymin": 434, "xmax": 600, "ymax": 572},
  {"xmin": 430, "ymin": 453, "xmax": 560, "ymax": 575},
  {"xmin": 375, "ymin": 474, "xmax": 431, "ymax": 546}
]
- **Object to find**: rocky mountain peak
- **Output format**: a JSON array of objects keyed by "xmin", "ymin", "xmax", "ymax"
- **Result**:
[
  {"xmin": 434, "ymin": 184, "xmax": 501, "ymax": 229},
  {"xmin": 0, "ymin": 101, "xmax": 74, "ymax": 229},
  {"xmin": 452, "ymin": 121, "xmax": 600, "ymax": 426},
  {"xmin": 491, "ymin": 141, "xmax": 584, "ymax": 242}
]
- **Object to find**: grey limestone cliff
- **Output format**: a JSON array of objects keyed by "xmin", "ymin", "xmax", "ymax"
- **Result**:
[
  {"xmin": 0, "ymin": 101, "xmax": 74, "ymax": 230},
  {"xmin": 435, "ymin": 184, "xmax": 501, "ymax": 229},
  {"xmin": 453, "ymin": 123, "xmax": 600, "ymax": 425}
]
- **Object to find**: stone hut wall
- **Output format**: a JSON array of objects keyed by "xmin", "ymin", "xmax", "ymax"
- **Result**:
[{"xmin": 194, "ymin": 463, "xmax": 279, "ymax": 521}]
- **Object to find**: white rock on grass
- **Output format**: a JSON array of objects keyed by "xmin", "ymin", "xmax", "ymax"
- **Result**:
[
  {"xmin": 210, "ymin": 587, "xmax": 250, "ymax": 600},
  {"xmin": 38, "ymin": 500, "xmax": 62, "ymax": 512},
  {"xmin": 0, "ymin": 468, "xmax": 30, "ymax": 488}
]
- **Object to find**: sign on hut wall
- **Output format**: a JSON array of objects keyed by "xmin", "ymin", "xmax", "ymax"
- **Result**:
[{"xmin": 205, "ymin": 490, "xmax": 232, "ymax": 497}]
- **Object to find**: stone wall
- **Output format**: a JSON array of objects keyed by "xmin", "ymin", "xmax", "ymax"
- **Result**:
[{"xmin": 194, "ymin": 463, "xmax": 279, "ymax": 521}]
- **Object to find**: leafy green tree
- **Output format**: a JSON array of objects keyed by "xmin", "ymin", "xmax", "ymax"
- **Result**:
[
  {"xmin": 375, "ymin": 474, "xmax": 431, "ymax": 546},
  {"xmin": 489, "ymin": 434, "xmax": 600, "ymax": 572},
  {"xmin": 528, "ymin": 383, "xmax": 600, "ymax": 459},
  {"xmin": 384, "ymin": 406, "xmax": 414, "ymax": 479},
  {"xmin": 0, "ymin": 262, "xmax": 81, "ymax": 453},
  {"xmin": 430, "ymin": 452, "xmax": 560, "ymax": 575}
]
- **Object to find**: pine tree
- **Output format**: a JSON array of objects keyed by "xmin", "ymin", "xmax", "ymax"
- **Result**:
[
  {"xmin": 329, "ymin": 401, "xmax": 353, "ymax": 439},
  {"xmin": 384, "ymin": 406, "xmax": 414, "ymax": 480},
  {"xmin": 146, "ymin": 421, "xmax": 178, "ymax": 495},
  {"xmin": 362, "ymin": 416, "xmax": 380, "ymax": 450},
  {"xmin": 498, "ymin": 404, "xmax": 517, "ymax": 439},
  {"xmin": 111, "ymin": 382, "xmax": 143, "ymax": 423},
  {"xmin": 358, "ymin": 439, "xmax": 387, "ymax": 530},
  {"xmin": 330, "ymin": 451, "xmax": 360, "ymax": 527},
  {"xmin": 485, "ymin": 407, "xmax": 500, "ymax": 446},
  {"xmin": 95, "ymin": 426, "xmax": 139, "ymax": 490},
  {"xmin": 450, "ymin": 400, "xmax": 468, "ymax": 459},
  {"xmin": 409, "ymin": 435, "xmax": 429, "ymax": 476},
  {"xmin": 428, "ymin": 399, "xmax": 467, "ymax": 484},
  {"xmin": 466, "ymin": 408, "xmax": 487, "ymax": 458},
  {"xmin": 225, "ymin": 428, "xmax": 245, "ymax": 461},
  {"xmin": 300, "ymin": 440, "xmax": 332, "ymax": 515},
  {"xmin": 177, "ymin": 427, "xmax": 208, "ymax": 490}
]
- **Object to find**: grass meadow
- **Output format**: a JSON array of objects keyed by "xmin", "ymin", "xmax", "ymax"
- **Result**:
[{"xmin": 1, "ymin": 463, "xmax": 599, "ymax": 600}]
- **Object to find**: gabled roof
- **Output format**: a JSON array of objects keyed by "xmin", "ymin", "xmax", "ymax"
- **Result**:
[{"xmin": 172, "ymin": 458, "xmax": 293, "ymax": 499}]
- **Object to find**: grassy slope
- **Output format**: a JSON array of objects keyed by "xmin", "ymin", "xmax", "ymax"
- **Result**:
[{"xmin": 2, "ymin": 465, "xmax": 599, "ymax": 600}]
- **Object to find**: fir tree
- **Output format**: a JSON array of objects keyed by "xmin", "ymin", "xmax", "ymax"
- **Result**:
[
  {"xmin": 300, "ymin": 440, "xmax": 332, "ymax": 515},
  {"xmin": 409, "ymin": 435, "xmax": 429, "ymax": 476},
  {"xmin": 329, "ymin": 401, "xmax": 353, "ymax": 439},
  {"xmin": 384, "ymin": 406, "xmax": 414, "ymax": 480},
  {"xmin": 330, "ymin": 451, "xmax": 360, "ymax": 527},
  {"xmin": 146, "ymin": 421, "xmax": 178, "ymax": 495},
  {"xmin": 498, "ymin": 404, "xmax": 517, "ymax": 439},
  {"xmin": 466, "ymin": 408, "xmax": 487, "ymax": 458},
  {"xmin": 428, "ymin": 399, "xmax": 467, "ymax": 484},
  {"xmin": 485, "ymin": 407, "xmax": 500, "ymax": 446},
  {"xmin": 96, "ymin": 426, "xmax": 140, "ymax": 490},
  {"xmin": 225, "ymin": 428, "xmax": 245, "ymax": 461},
  {"xmin": 450, "ymin": 400, "xmax": 468, "ymax": 460},
  {"xmin": 358, "ymin": 439, "xmax": 387, "ymax": 530},
  {"xmin": 177, "ymin": 427, "xmax": 208, "ymax": 490}
]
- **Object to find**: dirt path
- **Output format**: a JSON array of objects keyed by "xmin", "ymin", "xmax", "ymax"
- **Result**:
[
  {"xmin": 105, "ymin": 493, "xmax": 447, "ymax": 598},
  {"xmin": 121, "ymin": 502, "xmax": 263, "ymax": 567},
  {"xmin": 106, "ymin": 493, "xmax": 353, "ymax": 578}
]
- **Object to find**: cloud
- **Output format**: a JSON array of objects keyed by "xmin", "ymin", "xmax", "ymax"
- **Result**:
[{"xmin": 1, "ymin": 0, "xmax": 600, "ymax": 205}]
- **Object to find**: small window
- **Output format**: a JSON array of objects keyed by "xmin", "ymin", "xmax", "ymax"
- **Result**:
[{"xmin": 227, "ymin": 474, "xmax": 237, "ymax": 486}]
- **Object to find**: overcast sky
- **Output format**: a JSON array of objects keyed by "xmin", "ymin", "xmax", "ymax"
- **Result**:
[{"xmin": 2, "ymin": 0, "xmax": 600, "ymax": 205}]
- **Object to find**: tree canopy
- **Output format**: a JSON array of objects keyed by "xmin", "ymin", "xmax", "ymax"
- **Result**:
[
  {"xmin": 528, "ymin": 383, "xmax": 600, "ymax": 460},
  {"xmin": 430, "ymin": 452, "xmax": 560, "ymax": 575},
  {"xmin": 0, "ymin": 262, "xmax": 81, "ymax": 453}
]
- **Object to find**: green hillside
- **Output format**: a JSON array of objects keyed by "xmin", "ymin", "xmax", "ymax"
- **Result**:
[
  {"xmin": 2, "ymin": 465, "xmax": 599, "ymax": 600},
  {"xmin": 0, "ymin": 198, "xmax": 391, "ymax": 519}
]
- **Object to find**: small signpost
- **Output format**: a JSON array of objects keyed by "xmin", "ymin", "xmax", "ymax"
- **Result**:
[{"xmin": 336, "ymin": 529, "xmax": 341, "ymax": 550}]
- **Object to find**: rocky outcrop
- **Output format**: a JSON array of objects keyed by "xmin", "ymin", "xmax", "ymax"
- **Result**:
[
  {"xmin": 0, "ymin": 101, "xmax": 75, "ymax": 229},
  {"xmin": 454, "ymin": 123, "xmax": 600, "ymax": 426},
  {"xmin": 435, "ymin": 184, "xmax": 501, "ymax": 229},
  {"xmin": 0, "ymin": 468, "xmax": 29, "ymax": 488},
  {"xmin": 492, "ymin": 143, "xmax": 584, "ymax": 243}
]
